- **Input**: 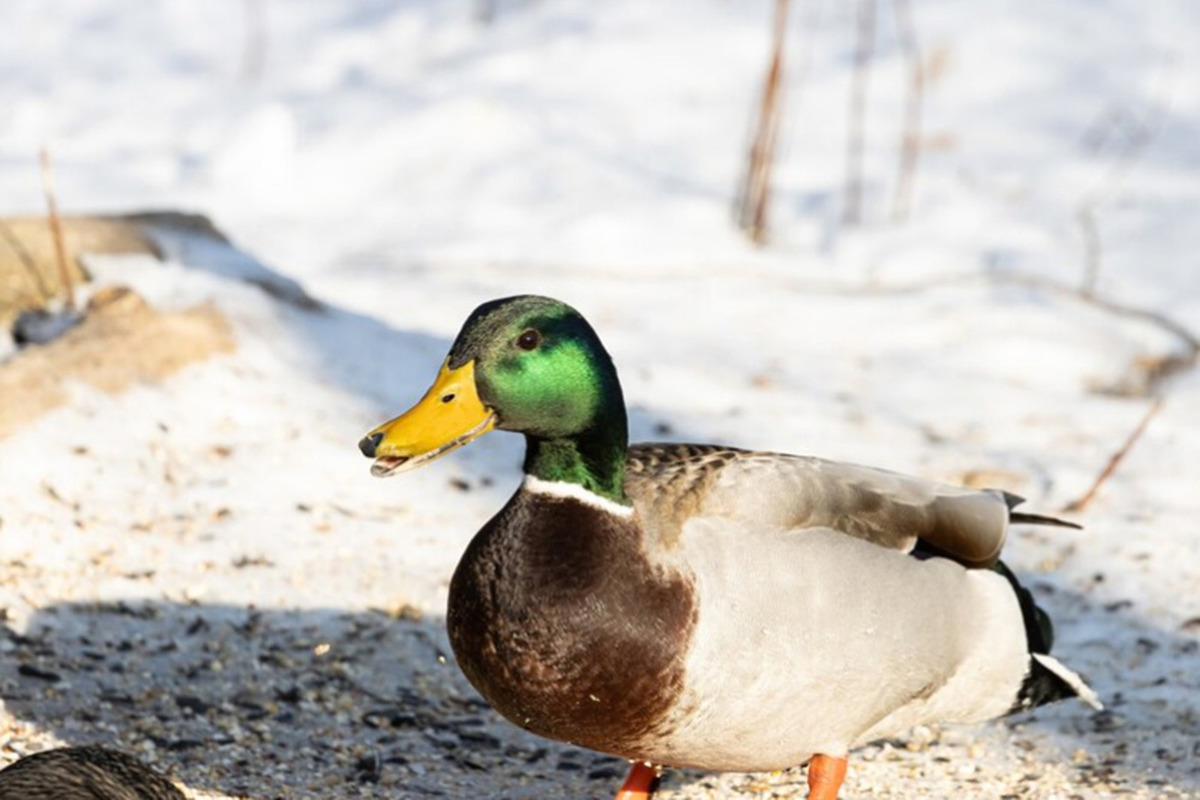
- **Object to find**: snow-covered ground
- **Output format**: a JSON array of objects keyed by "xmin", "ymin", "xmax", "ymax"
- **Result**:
[{"xmin": 1, "ymin": 1, "xmax": 1198, "ymax": 798}]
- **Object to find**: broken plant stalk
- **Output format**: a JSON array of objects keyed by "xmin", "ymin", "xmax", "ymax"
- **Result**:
[
  {"xmin": 1062, "ymin": 397, "xmax": 1164, "ymax": 513},
  {"xmin": 737, "ymin": 0, "xmax": 790, "ymax": 244},
  {"xmin": 39, "ymin": 147, "xmax": 76, "ymax": 313},
  {"xmin": 890, "ymin": 0, "xmax": 923, "ymax": 223}
]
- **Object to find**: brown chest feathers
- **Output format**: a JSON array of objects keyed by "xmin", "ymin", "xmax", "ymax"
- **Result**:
[{"xmin": 447, "ymin": 490, "xmax": 697, "ymax": 756}]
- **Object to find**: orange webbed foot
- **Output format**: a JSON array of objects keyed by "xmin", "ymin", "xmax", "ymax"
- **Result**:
[
  {"xmin": 807, "ymin": 753, "xmax": 848, "ymax": 800},
  {"xmin": 615, "ymin": 761, "xmax": 661, "ymax": 800}
]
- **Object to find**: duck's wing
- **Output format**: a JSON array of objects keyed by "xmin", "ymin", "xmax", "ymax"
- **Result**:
[{"xmin": 626, "ymin": 443, "xmax": 1065, "ymax": 569}]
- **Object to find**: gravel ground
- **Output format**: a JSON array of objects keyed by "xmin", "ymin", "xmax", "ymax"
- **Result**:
[{"xmin": 1, "ymin": 549, "xmax": 1196, "ymax": 799}]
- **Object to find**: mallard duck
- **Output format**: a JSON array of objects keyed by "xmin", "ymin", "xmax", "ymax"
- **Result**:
[
  {"xmin": 358, "ymin": 295, "xmax": 1100, "ymax": 800},
  {"xmin": 0, "ymin": 746, "xmax": 186, "ymax": 800}
]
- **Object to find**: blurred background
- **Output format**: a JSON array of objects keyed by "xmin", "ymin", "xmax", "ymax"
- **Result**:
[{"xmin": 0, "ymin": 1, "xmax": 1197, "ymax": 798}]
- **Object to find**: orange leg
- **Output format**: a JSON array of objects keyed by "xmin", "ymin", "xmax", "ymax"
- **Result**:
[
  {"xmin": 615, "ymin": 761, "xmax": 660, "ymax": 800},
  {"xmin": 806, "ymin": 754, "xmax": 848, "ymax": 800}
]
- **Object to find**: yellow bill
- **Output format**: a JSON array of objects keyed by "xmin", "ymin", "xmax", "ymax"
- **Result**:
[{"xmin": 359, "ymin": 359, "xmax": 495, "ymax": 477}]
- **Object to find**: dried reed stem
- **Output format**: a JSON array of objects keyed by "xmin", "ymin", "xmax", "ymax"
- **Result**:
[
  {"xmin": 737, "ymin": 0, "xmax": 791, "ymax": 244},
  {"xmin": 890, "ymin": 0, "xmax": 922, "ymax": 222},
  {"xmin": 1062, "ymin": 397, "xmax": 1165, "ymax": 513},
  {"xmin": 39, "ymin": 147, "xmax": 75, "ymax": 312}
]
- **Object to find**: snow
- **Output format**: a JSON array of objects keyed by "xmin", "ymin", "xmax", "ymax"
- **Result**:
[{"xmin": 1, "ymin": 1, "xmax": 1198, "ymax": 798}]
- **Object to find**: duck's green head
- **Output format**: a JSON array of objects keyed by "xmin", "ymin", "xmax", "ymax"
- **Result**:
[{"xmin": 360, "ymin": 296, "xmax": 628, "ymax": 497}]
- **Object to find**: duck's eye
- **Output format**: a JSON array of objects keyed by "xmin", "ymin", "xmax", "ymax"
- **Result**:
[{"xmin": 516, "ymin": 329, "xmax": 542, "ymax": 351}]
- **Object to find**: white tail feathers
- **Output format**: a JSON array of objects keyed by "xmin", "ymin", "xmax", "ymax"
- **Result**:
[{"xmin": 1033, "ymin": 653, "xmax": 1104, "ymax": 710}]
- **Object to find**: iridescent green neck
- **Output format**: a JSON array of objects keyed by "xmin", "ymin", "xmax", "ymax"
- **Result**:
[{"xmin": 522, "ymin": 399, "xmax": 629, "ymax": 505}]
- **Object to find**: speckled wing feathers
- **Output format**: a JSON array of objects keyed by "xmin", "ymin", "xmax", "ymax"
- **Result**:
[{"xmin": 625, "ymin": 443, "xmax": 1010, "ymax": 568}]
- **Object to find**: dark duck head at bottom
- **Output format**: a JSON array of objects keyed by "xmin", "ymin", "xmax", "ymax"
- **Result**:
[{"xmin": 0, "ymin": 746, "xmax": 185, "ymax": 800}]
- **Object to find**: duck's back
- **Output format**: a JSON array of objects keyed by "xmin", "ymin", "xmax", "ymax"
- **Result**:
[{"xmin": 626, "ymin": 443, "xmax": 1011, "ymax": 567}]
